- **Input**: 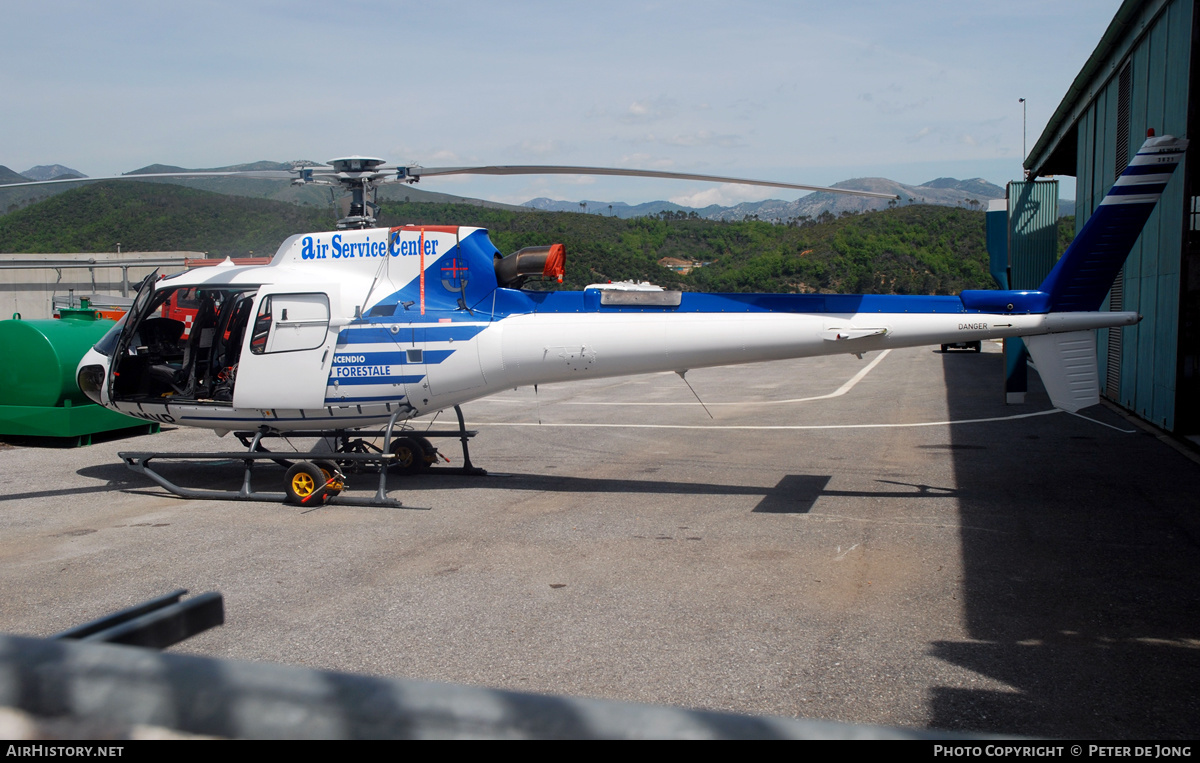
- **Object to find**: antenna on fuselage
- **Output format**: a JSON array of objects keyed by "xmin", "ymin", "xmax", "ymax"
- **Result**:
[{"xmin": 675, "ymin": 370, "xmax": 714, "ymax": 420}]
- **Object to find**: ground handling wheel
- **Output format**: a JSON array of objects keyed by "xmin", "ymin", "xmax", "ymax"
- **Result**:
[
  {"xmin": 285, "ymin": 461, "xmax": 338, "ymax": 505},
  {"xmin": 389, "ymin": 436, "xmax": 429, "ymax": 475},
  {"xmin": 313, "ymin": 460, "xmax": 345, "ymax": 497},
  {"xmin": 415, "ymin": 436, "xmax": 440, "ymax": 466}
]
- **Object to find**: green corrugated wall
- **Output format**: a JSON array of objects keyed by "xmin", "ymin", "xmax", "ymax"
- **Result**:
[
  {"xmin": 1074, "ymin": 0, "xmax": 1191, "ymax": 430},
  {"xmin": 1006, "ymin": 181, "xmax": 1059, "ymax": 290}
]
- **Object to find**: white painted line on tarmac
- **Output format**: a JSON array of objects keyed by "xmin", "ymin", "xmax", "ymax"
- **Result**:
[
  {"xmin": 479, "ymin": 350, "xmax": 893, "ymax": 407},
  {"xmin": 472, "ymin": 408, "xmax": 1064, "ymax": 430},
  {"xmin": 1068, "ymin": 410, "xmax": 1137, "ymax": 433}
]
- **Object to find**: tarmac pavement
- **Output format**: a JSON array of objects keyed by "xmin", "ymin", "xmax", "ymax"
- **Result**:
[{"xmin": 1, "ymin": 342, "xmax": 1197, "ymax": 738}]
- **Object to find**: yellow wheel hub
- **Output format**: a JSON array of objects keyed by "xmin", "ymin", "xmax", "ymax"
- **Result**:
[{"xmin": 291, "ymin": 472, "xmax": 316, "ymax": 496}]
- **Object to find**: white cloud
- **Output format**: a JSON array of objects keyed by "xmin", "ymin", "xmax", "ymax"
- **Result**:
[
  {"xmin": 620, "ymin": 97, "xmax": 679, "ymax": 124},
  {"xmin": 669, "ymin": 183, "xmax": 776, "ymax": 208},
  {"xmin": 905, "ymin": 127, "xmax": 934, "ymax": 144}
]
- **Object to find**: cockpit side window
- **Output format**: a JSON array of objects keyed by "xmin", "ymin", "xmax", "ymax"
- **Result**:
[
  {"xmin": 251, "ymin": 293, "xmax": 329, "ymax": 354},
  {"xmin": 250, "ymin": 297, "xmax": 272, "ymax": 355}
]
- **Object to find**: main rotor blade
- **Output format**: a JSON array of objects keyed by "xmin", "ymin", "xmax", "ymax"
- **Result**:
[
  {"xmin": 2, "ymin": 170, "xmax": 296, "ymax": 188},
  {"xmin": 405, "ymin": 165, "xmax": 899, "ymax": 200}
]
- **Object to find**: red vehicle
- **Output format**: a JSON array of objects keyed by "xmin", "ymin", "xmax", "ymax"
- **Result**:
[{"xmin": 161, "ymin": 258, "xmax": 272, "ymax": 338}]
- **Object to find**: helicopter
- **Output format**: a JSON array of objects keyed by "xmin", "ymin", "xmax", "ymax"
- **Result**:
[{"xmin": 19, "ymin": 132, "xmax": 1189, "ymax": 505}]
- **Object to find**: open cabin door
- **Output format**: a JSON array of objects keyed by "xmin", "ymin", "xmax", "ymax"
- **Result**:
[
  {"xmin": 106, "ymin": 270, "xmax": 160, "ymax": 401},
  {"xmin": 233, "ymin": 286, "xmax": 334, "ymax": 410}
]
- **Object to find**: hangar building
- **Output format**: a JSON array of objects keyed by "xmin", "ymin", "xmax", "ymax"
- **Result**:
[{"xmin": 1025, "ymin": 0, "xmax": 1200, "ymax": 436}]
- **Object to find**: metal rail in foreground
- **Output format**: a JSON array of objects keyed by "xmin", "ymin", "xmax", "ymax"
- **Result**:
[
  {"xmin": 6, "ymin": 591, "xmax": 985, "ymax": 738},
  {"xmin": 0, "ymin": 633, "xmax": 968, "ymax": 739},
  {"xmin": 52, "ymin": 589, "xmax": 224, "ymax": 650}
]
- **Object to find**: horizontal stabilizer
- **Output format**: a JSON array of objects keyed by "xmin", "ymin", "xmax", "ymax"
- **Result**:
[{"xmin": 1024, "ymin": 331, "xmax": 1100, "ymax": 412}]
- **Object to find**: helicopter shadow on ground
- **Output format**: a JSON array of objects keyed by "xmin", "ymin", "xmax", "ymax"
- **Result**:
[
  {"xmin": 397, "ymin": 471, "xmax": 964, "ymax": 514},
  {"xmin": 0, "ymin": 427, "xmax": 175, "ymax": 501},
  {"xmin": 927, "ymin": 350, "xmax": 1200, "ymax": 738},
  {"xmin": 0, "ymin": 461, "xmax": 151, "ymax": 503},
  {"xmin": 69, "ymin": 459, "xmax": 964, "ymax": 515},
  {"xmin": 71, "ymin": 459, "xmax": 274, "ymax": 499}
]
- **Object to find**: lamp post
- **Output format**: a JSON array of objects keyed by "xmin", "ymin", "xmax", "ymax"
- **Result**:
[{"xmin": 1019, "ymin": 97, "xmax": 1027, "ymax": 178}]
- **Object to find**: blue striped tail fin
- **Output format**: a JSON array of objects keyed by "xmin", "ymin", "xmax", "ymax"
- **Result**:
[{"xmin": 1039, "ymin": 133, "xmax": 1188, "ymax": 312}]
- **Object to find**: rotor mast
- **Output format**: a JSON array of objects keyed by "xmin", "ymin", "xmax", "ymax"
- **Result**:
[{"xmin": 312, "ymin": 156, "xmax": 390, "ymax": 229}]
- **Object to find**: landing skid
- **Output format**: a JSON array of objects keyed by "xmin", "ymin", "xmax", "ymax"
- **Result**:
[
  {"xmin": 119, "ymin": 406, "xmax": 486, "ymax": 509},
  {"xmin": 234, "ymin": 405, "xmax": 487, "ymax": 477}
]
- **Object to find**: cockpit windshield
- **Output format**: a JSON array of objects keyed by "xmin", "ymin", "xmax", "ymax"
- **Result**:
[{"xmin": 92, "ymin": 315, "xmax": 127, "ymax": 357}]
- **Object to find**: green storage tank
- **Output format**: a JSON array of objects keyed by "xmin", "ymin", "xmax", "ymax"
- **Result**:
[{"xmin": 0, "ymin": 306, "xmax": 157, "ymax": 443}]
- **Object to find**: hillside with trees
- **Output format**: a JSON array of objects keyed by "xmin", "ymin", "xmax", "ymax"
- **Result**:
[
  {"xmin": 379, "ymin": 200, "xmax": 994, "ymax": 294},
  {"xmin": 0, "ymin": 182, "xmax": 1006, "ymax": 295},
  {"xmin": 0, "ymin": 182, "xmax": 331, "ymax": 257}
]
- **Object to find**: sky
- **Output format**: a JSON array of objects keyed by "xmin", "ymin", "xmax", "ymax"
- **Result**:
[{"xmin": 1, "ymin": 0, "xmax": 1126, "ymax": 206}]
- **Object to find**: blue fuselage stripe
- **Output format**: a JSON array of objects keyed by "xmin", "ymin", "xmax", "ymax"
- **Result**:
[
  {"xmin": 331, "ymin": 350, "xmax": 452, "ymax": 365},
  {"xmin": 338, "ymin": 325, "xmax": 486, "ymax": 343},
  {"xmin": 327, "ymin": 374, "xmax": 423, "ymax": 386},
  {"xmin": 518, "ymin": 291, "xmax": 969, "ymax": 315}
]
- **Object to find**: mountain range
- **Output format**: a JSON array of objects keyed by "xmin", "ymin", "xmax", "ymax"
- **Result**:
[
  {"xmin": 1, "ymin": 161, "xmax": 1074, "ymax": 219},
  {"xmin": 0, "ymin": 161, "xmax": 525, "ymax": 214},
  {"xmin": 0, "ymin": 164, "xmax": 86, "ymax": 182},
  {"xmin": 526, "ymin": 176, "xmax": 1009, "ymax": 222}
]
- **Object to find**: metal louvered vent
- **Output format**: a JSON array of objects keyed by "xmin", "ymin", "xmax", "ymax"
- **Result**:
[
  {"xmin": 1104, "ymin": 60, "xmax": 1132, "ymax": 401},
  {"xmin": 1106, "ymin": 268, "xmax": 1124, "ymax": 399},
  {"xmin": 1115, "ymin": 63, "xmax": 1132, "ymax": 179}
]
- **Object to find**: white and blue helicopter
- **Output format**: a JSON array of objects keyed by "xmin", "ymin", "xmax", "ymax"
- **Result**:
[{"xmin": 31, "ymin": 132, "xmax": 1190, "ymax": 506}]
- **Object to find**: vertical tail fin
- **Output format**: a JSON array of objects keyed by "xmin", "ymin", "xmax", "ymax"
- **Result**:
[{"xmin": 1038, "ymin": 133, "xmax": 1187, "ymax": 312}]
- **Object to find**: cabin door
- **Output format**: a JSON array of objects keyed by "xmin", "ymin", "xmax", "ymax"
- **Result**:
[{"xmin": 233, "ymin": 287, "xmax": 335, "ymax": 410}]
